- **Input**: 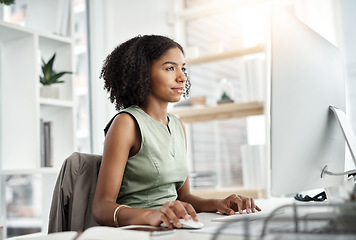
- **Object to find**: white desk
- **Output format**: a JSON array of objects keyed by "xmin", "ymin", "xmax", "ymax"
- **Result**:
[
  {"xmin": 6, "ymin": 198, "xmax": 294, "ymax": 240},
  {"xmin": 7, "ymin": 197, "xmax": 356, "ymax": 240},
  {"xmin": 5, "ymin": 212, "xmax": 246, "ymax": 240}
]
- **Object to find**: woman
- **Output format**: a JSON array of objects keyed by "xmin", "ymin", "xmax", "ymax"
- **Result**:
[{"xmin": 92, "ymin": 35, "xmax": 261, "ymax": 229}]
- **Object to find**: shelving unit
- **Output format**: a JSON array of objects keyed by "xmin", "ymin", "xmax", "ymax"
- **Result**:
[
  {"xmin": 172, "ymin": 44, "xmax": 266, "ymax": 123},
  {"xmin": 172, "ymin": 1, "xmax": 269, "ymax": 199},
  {"xmin": 0, "ymin": 1, "xmax": 75, "ymax": 238},
  {"xmin": 170, "ymin": 44, "xmax": 266, "ymax": 198},
  {"xmin": 0, "ymin": 20, "xmax": 75, "ymax": 171}
]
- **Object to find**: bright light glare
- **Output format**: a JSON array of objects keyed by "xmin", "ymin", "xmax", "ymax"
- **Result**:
[{"xmin": 239, "ymin": 6, "xmax": 267, "ymax": 47}]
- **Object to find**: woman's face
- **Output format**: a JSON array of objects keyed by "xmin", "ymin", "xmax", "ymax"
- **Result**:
[{"xmin": 149, "ymin": 47, "xmax": 187, "ymax": 103}]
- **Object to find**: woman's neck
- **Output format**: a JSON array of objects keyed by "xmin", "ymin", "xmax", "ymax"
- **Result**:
[{"xmin": 140, "ymin": 101, "xmax": 169, "ymax": 125}]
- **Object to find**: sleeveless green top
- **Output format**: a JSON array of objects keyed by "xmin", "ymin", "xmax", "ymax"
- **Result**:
[{"xmin": 115, "ymin": 105, "xmax": 189, "ymax": 209}]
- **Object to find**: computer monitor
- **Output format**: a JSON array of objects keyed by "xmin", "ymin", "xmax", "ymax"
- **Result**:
[{"xmin": 270, "ymin": 7, "xmax": 347, "ymax": 196}]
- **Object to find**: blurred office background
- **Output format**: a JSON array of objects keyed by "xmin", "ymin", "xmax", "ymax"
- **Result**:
[{"xmin": 0, "ymin": 0, "xmax": 355, "ymax": 238}]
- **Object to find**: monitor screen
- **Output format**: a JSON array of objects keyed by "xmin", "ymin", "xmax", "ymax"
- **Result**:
[{"xmin": 270, "ymin": 7, "xmax": 346, "ymax": 196}]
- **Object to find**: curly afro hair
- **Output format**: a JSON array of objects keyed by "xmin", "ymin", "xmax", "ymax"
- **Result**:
[{"xmin": 100, "ymin": 35, "xmax": 191, "ymax": 111}]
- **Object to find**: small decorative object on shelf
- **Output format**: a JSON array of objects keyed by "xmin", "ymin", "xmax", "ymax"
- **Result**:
[
  {"xmin": 40, "ymin": 53, "xmax": 72, "ymax": 99},
  {"xmin": 217, "ymin": 78, "xmax": 234, "ymax": 104},
  {"xmin": 218, "ymin": 91, "xmax": 234, "ymax": 104}
]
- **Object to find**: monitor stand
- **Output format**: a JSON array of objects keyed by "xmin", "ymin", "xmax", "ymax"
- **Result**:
[{"xmin": 321, "ymin": 106, "xmax": 356, "ymax": 178}]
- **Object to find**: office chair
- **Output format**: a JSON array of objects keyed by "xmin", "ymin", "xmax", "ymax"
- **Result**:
[{"xmin": 48, "ymin": 152, "xmax": 102, "ymax": 233}]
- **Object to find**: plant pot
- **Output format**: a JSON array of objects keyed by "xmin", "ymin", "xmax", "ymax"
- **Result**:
[{"xmin": 40, "ymin": 85, "xmax": 59, "ymax": 99}]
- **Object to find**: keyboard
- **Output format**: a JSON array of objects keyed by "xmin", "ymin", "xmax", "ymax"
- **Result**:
[{"xmin": 211, "ymin": 209, "xmax": 284, "ymax": 222}]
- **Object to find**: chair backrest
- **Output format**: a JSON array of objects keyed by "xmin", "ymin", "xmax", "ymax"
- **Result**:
[{"xmin": 48, "ymin": 152, "xmax": 102, "ymax": 233}]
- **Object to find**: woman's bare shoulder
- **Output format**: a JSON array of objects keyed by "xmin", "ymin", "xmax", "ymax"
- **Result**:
[{"xmin": 105, "ymin": 112, "xmax": 138, "ymax": 142}]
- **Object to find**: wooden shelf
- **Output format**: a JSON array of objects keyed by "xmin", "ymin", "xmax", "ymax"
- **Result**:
[
  {"xmin": 186, "ymin": 45, "xmax": 265, "ymax": 66},
  {"xmin": 170, "ymin": 101, "xmax": 264, "ymax": 123},
  {"xmin": 191, "ymin": 187, "xmax": 265, "ymax": 199}
]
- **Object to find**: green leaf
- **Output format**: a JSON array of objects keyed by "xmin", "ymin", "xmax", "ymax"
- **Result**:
[
  {"xmin": 40, "ymin": 76, "xmax": 47, "ymax": 85},
  {"xmin": 47, "ymin": 54, "xmax": 56, "ymax": 73},
  {"xmin": 50, "ymin": 71, "xmax": 72, "ymax": 84}
]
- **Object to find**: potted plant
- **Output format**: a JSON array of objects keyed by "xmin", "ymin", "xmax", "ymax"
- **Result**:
[
  {"xmin": 40, "ymin": 53, "xmax": 72, "ymax": 99},
  {"xmin": 217, "ymin": 91, "xmax": 234, "ymax": 104},
  {"xmin": 0, "ymin": 0, "xmax": 15, "ymax": 5},
  {"xmin": 217, "ymin": 78, "xmax": 234, "ymax": 104}
]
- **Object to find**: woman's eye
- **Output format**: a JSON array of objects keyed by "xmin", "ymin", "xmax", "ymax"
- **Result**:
[
  {"xmin": 166, "ymin": 66, "xmax": 174, "ymax": 71},
  {"xmin": 182, "ymin": 67, "xmax": 187, "ymax": 72}
]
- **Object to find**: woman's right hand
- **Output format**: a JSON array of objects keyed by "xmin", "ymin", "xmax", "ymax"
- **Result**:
[{"xmin": 147, "ymin": 200, "xmax": 198, "ymax": 229}]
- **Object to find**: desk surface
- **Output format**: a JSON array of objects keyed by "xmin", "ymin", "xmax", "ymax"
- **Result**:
[
  {"xmin": 8, "ymin": 198, "xmax": 356, "ymax": 240},
  {"xmin": 6, "ymin": 198, "xmax": 294, "ymax": 240}
]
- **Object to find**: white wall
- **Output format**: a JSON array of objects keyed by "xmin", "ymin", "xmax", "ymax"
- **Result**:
[{"xmin": 88, "ymin": 0, "xmax": 177, "ymax": 154}]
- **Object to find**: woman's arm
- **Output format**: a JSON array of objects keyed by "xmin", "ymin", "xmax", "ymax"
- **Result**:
[{"xmin": 92, "ymin": 113, "xmax": 148, "ymax": 226}]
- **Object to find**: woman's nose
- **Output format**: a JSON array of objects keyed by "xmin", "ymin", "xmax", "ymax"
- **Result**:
[{"xmin": 177, "ymin": 71, "xmax": 187, "ymax": 83}]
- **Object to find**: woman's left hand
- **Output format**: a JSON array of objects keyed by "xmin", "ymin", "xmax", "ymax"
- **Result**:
[{"xmin": 216, "ymin": 194, "xmax": 261, "ymax": 215}]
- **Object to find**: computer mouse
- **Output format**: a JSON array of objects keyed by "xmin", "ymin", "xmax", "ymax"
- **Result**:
[{"xmin": 160, "ymin": 219, "xmax": 204, "ymax": 229}]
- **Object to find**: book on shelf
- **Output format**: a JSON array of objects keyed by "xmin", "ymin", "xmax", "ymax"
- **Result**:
[
  {"xmin": 40, "ymin": 118, "xmax": 45, "ymax": 167},
  {"xmin": 55, "ymin": 0, "xmax": 71, "ymax": 36},
  {"xmin": 40, "ymin": 119, "xmax": 53, "ymax": 167}
]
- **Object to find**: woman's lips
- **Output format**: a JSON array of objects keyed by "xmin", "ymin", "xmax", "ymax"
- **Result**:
[{"xmin": 172, "ymin": 87, "xmax": 184, "ymax": 93}]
